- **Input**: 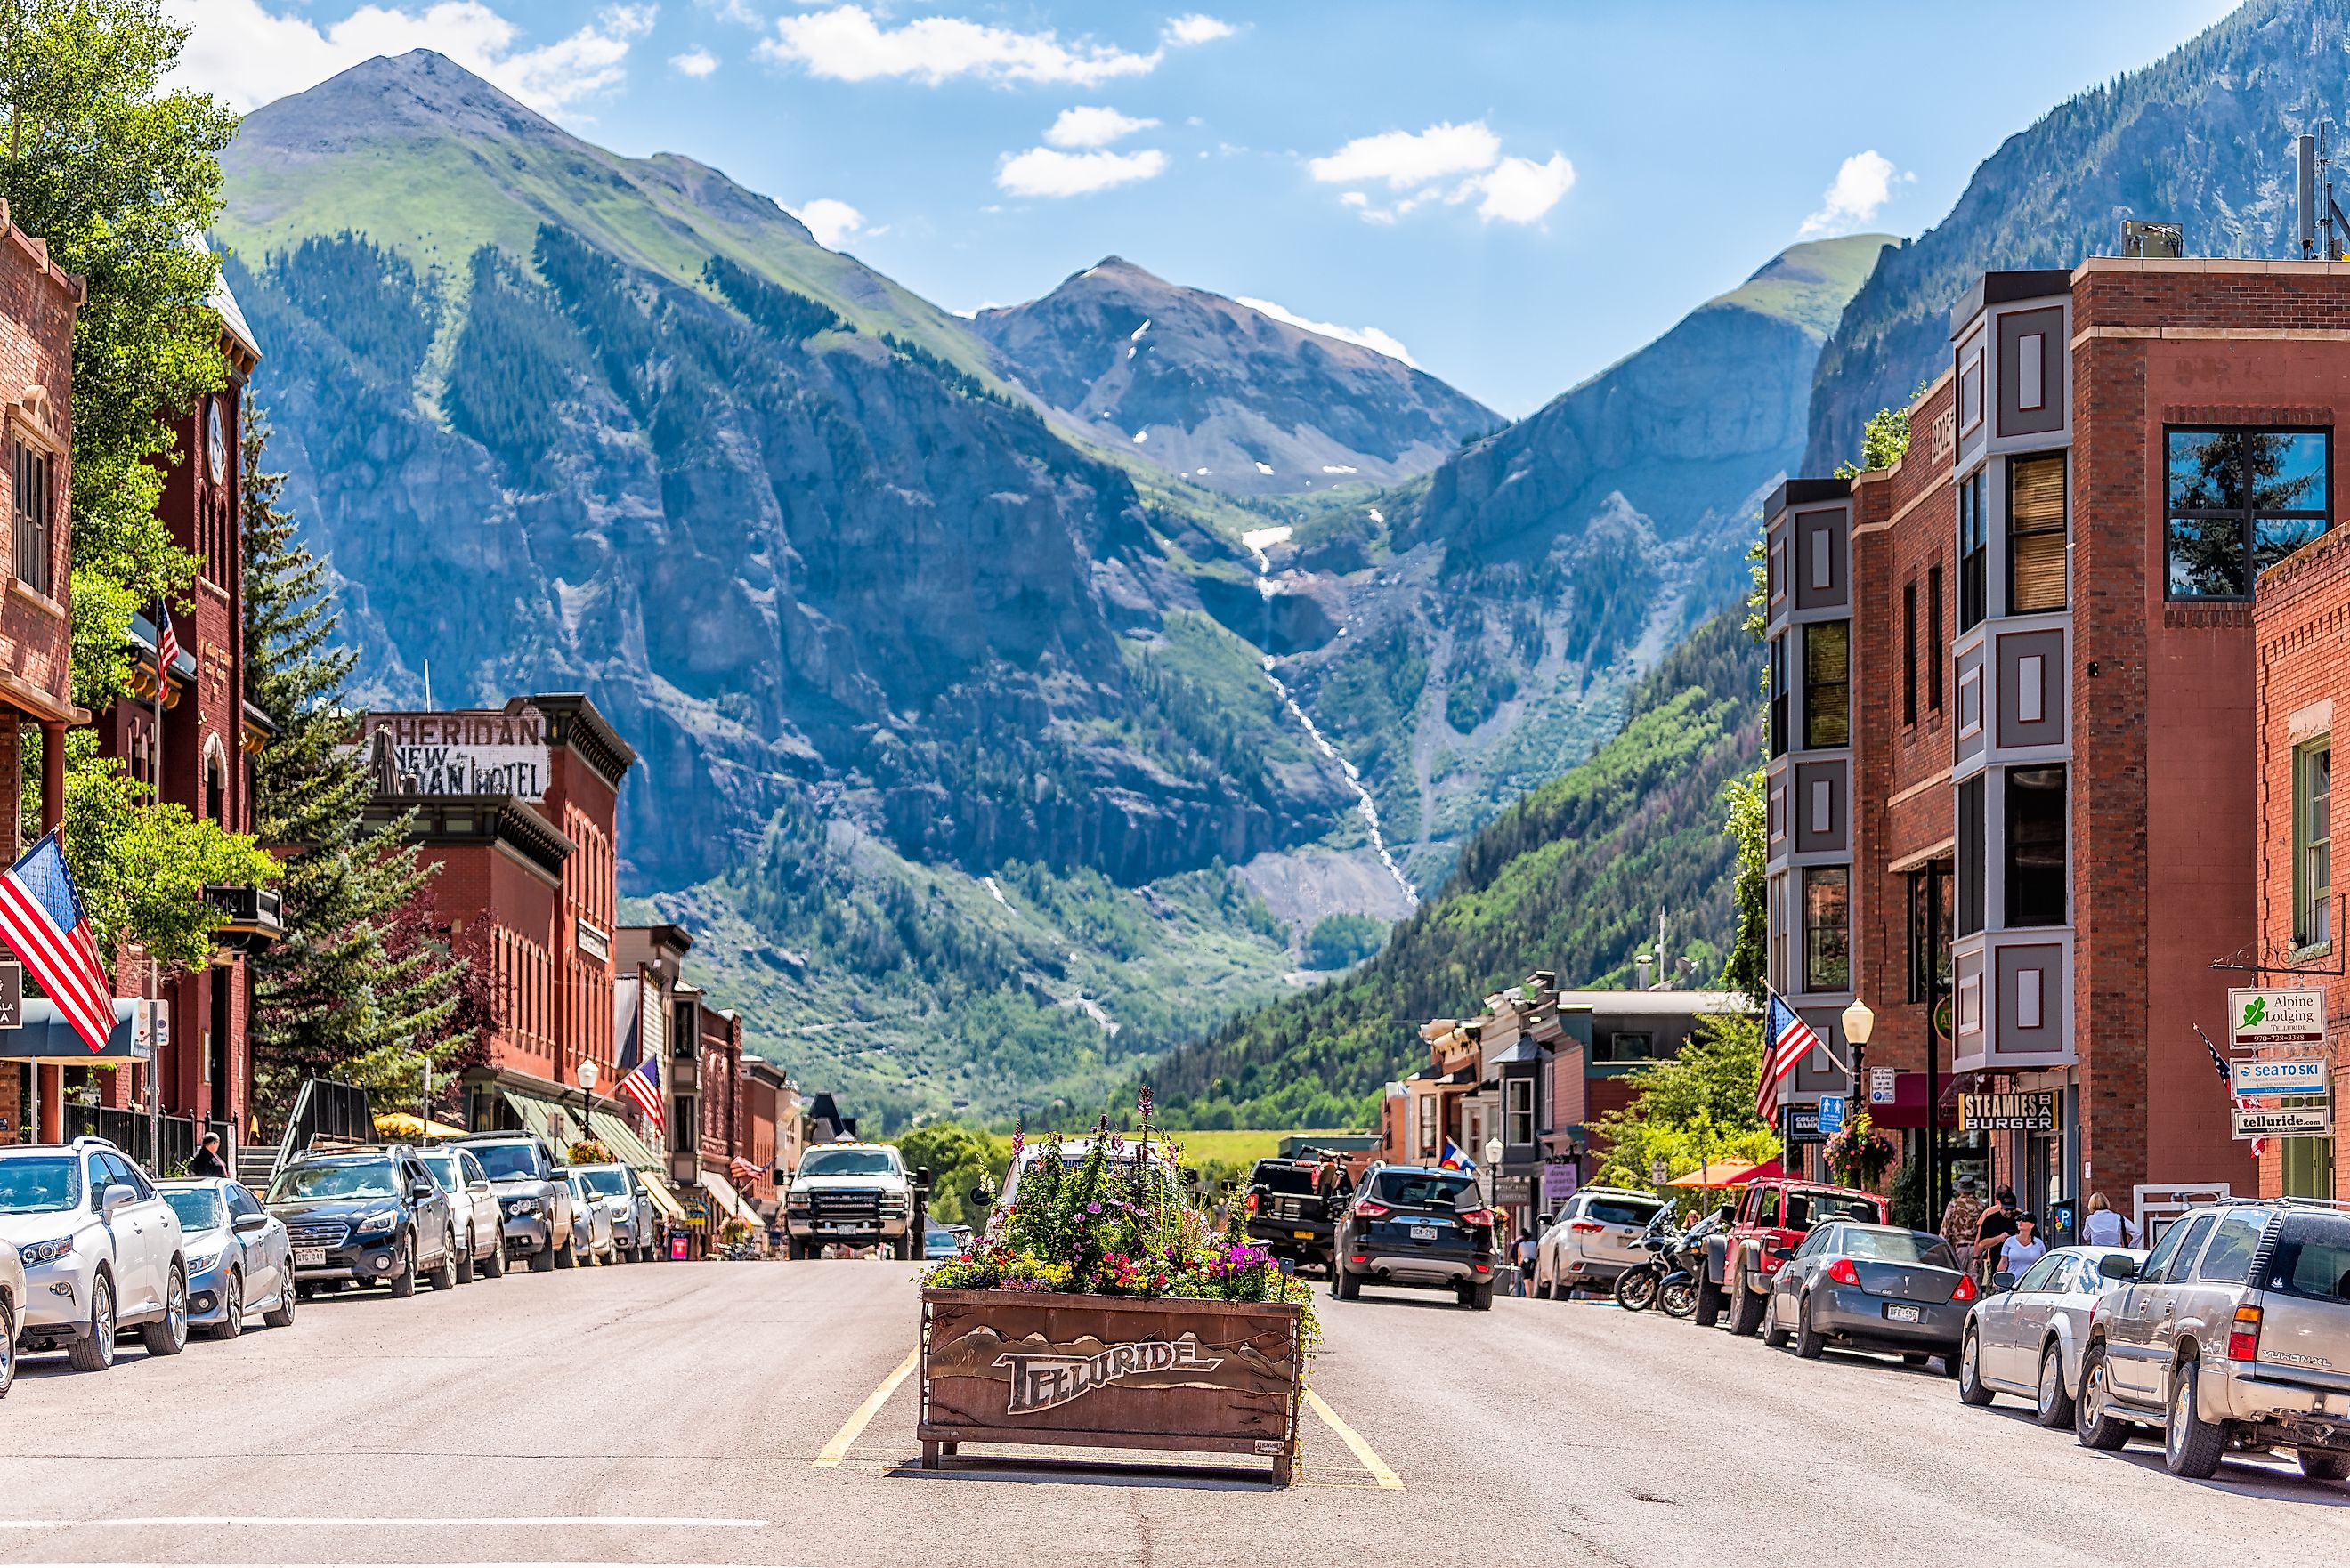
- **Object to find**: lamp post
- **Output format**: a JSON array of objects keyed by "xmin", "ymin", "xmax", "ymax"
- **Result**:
[
  {"xmin": 576, "ymin": 1057, "xmax": 600, "ymax": 1155},
  {"xmin": 1839, "ymin": 997, "xmax": 1876, "ymax": 1105}
]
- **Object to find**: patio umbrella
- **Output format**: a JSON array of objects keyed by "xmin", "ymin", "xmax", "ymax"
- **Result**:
[
  {"xmin": 1666, "ymin": 1155, "xmax": 1784, "ymax": 1188},
  {"xmin": 374, "ymin": 1111, "xmax": 465, "ymax": 1140}
]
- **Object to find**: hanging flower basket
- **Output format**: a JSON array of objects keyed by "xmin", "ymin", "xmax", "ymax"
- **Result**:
[{"xmin": 1825, "ymin": 1112, "xmax": 1896, "ymax": 1189}]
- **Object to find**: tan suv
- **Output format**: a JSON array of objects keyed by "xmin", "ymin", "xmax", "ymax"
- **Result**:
[{"xmin": 2076, "ymin": 1197, "xmax": 2350, "ymax": 1481}]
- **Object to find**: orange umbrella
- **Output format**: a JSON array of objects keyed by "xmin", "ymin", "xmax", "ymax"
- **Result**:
[{"xmin": 1667, "ymin": 1156, "xmax": 1779, "ymax": 1188}]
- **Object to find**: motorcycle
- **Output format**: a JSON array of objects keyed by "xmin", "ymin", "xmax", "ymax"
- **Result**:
[{"xmin": 1616, "ymin": 1209, "xmax": 1724, "ymax": 1317}]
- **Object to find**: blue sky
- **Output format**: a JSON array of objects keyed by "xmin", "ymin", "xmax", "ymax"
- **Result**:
[{"xmin": 182, "ymin": 0, "xmax": 2243, "ymax": 416}]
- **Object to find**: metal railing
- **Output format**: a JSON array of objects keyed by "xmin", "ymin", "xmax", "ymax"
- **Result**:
[
  {"xmin": 270, "ymin": 1078, "xmax": 376, "ymax": 1178},
  {"xmin": 61, "ymin": 1105, "xmax": 232, "ymax": 1176}
]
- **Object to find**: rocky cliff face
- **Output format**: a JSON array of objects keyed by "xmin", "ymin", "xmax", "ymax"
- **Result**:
[{"xmin": 971, "ymin": 256, "xmax": 1496, "ymax": 497}]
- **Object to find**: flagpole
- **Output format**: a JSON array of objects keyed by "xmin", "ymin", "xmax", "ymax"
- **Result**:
[{"xmin": 150, "ymin": 614, "xmax": 166, "ymax": 1170}]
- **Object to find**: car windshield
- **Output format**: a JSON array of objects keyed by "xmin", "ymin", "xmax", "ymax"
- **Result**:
[
  {"xmin": 926, "ymin": 1227, "xmax": 956, "ymax": 1245},
  {"xmin": 270, "ymin": 1159, "xmax": 399, "ymax": 1202},
  {"xmin": 798, "ymin": 1150, "xmax": 899, "ymax": 1178},
  {"xmin": 1587, "ymin": 1198, "xmax": 1665, "ymax": 1227},
  {"xmin": 1841, "ymin": 1228, "xmax": 1957, "ymax": 1267},
  {"xmin": 580, "ymin": 1168, "xmax": 630, "ymax": 1197},
  {"xmin": 1252, "ymin": 1164, "xmax": 1319, "ymax": 1195},
  {"xmin": 0, "ymin": 1155, "xmax": 81, "ymax": 1215},
  {"xmin": 161, "ymin": 1188, "xmax": 227, "ymax": 1232},
  {"xmin": 1373, "ymin": 1171, "xmax": 1476, "ymax": 1208},
  {"xmin": 2265, "ymin": 1211, "xmax": 2350, "ymax": 1302},
  {"xmin": 468, "ymin": 1144, "xmax": 545, "ymax": 1181},
  {"xmin": 418, "ymin": 1154, "xmax": 463, "ymax": 1191}
]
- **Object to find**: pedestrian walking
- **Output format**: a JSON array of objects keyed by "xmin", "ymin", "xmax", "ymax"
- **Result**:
[
  {"xmin": 1511, "ymin": 1222, "xmax": 1537, "ymax": 1297},
  {"xmin": 1938, "ymin": 1173, "xmax": 1986, "ymax": 1279},
  {"xmin": 1999, "ymin": 1212, "xmax": 2047, "ymax": 1276},
  {"xmin": 2079, "ymin": 1192, "xmax": 2141, "ymax": 1248},
  {"xmin": 1973, "ymin": 1186, "xmax": 2020, "ymax": 1282},
  {"xmin": 188, "ymin": 1132, "xmax": 229, "ymax": 1179}
]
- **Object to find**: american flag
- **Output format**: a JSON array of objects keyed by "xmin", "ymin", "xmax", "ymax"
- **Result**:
[
  {"xmin": 1760, "ymin": 992, "xmax": 1823, "ymax": 1123},
  {"xmin": 618, "ymin": 1052, "xmax": 662, "ymax": 1127},
  {"xmin": 730, "ymin": 1155, "xmax": 767, "ymax": 1184},
  {"xmin": 153, "ymin": 597, "xmax": 179, "ymax": 677},
  {"xmin": 0, "ymin": 833, "xmax": 115, "ymax": 1054},
  {"xmin": 2200, "ymin": 1025, "xmax": 2268, "ymax": 1160}
]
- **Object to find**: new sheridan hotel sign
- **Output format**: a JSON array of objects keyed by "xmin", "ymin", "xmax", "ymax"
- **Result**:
[{"xmin": 361, "ymin": 707, "xmax": 552, "ymax": 800}]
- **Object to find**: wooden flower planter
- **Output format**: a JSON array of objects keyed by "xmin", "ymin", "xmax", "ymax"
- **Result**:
[{"xmin": 918, "ymin": 1287, "xmax": 1305, "ymax": 1485}]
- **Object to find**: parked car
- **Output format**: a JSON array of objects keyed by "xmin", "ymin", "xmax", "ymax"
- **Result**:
[
  {"xmin": 416, "ymin": 1145, "xmax": 506, "ymax": 1282},
  {"xmin": 0, "ymin": 1137, "xmax": 187, "ymax": 1371},
  {"xmin": 561, "ymin": 1170, "xmax": 617, "ymax": 1265},
  {"xmin": 1762, "ymin": 1221, "xmax": 1974, "ymax": 1369},
  {"xmin": 0, "ymin": 1202, "xmax": 22, "ymax": 1397},
  {"xmin": 1531, "ymin": 1186, "xmax": 1668, "ymax": 1299},
  {"xmin": 1332, "ymin": 1163, "xmax": 1500, "ymax": 1310},
  {"xmin": 1241, "ymin": 1155, "xmax": 1352, "ymax": 1274},
  {"xmin": 453, "ymin": 1133, "xmax": 577, "ymax": 1272},
  {"xmin": 923, "ymin": 1223, "xmax": 962, "ymax": 1261},
  {"xmin": 267, "ymin": 1146, "xmax": 457, "ymax": 1297},
  {"xmin": 1716, "ymin": 1176, "xmax": 1890, "ymax": 1335},
  {"xmin": 2076, "ymin": 1197, "xmax": 2350, "ymax": 1481},
  {"xmin": 787, "ymin": 1139, "xmax": 919, "ymax": 1260},
  {"xmin": 156, "ymin": 1177, "xmax": 297, "ymax": 1338},
  {"xmin": 1956, "ymin": 1243, "xmax": 2147, "ymax": 1425},
  {"xmin": 571, "ymin": 1162, "xmax": 655, "ymax": 1263}
]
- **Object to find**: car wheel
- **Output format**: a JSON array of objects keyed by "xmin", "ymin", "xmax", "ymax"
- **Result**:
[
  {"xmin": 1957, "ymin": 1329, "xmax": 1993, "ymax": 1405},
  {"xmin": 1464, "ymin": 1281, "xmax": 1494, "ymax": 1311},
  {"xmin": 263, "ymin": 1273, "xmax": 296, "ymax": 1330},
  {"xmin": 212, "ymin": 1270, "xmax": 244, "ymax": 1340},
  {"xmin": 2075, "ymin": 1345, "xmax": 2132, "ymax": 1451},
  {"xmin": 456, "ymin": 1231, "xmax": 476, "ymax": 1285},
  {"xmin": 2035, "ymin": 1341, "xmax": 2075, "ymax": 1429},
  {"xmin": 66, "ymin": 1271, "xmax": 115, "ymax": 1372},
  {"xmin": 554, "ymin": 1231, "xmax": 578, "ymax": 1269},
  {"xmin": 1333, "ymin": 1262, "xmax": 1359, "ymax": 1301},
  {"xmin": 1793, "ymin": 1294, "xmax": 1826, "ymax": 1360},
  {"xmin": 1726, "ymin": 1267, "xmax": 1765, "ymax": 1338},
  {"xmin": 0, "ymin": 1296, "xmax": 15, "ymax": 1398},
  {"xmin": 427, "ymin": 1231, "xmax": 458, "ymax": 1291},
  {"xmin": 2297, "ymin": 1449, "xmax": 2350, "ymax": 1482},
  {"xmin": 483, "ymin": 1236, "xmax": 506, "ymax": 1278},
  {"xmin": 1694, "ymin": 1272, "xmax": 1724, "ymax": 1329},
  {"xmin": 138, "ymin": 1265, "xmax": 188, "ymax": 1356},
  {"xmin": 529, "ymin": 1242, "xmax": 556, "ymax": 1273},
  {"xmin": 1762, "ymin": 1290, "xmax": 1789, "ymax": 1349},
  {"xmin": 2165, "ymin": 1362, "xmax": 2228, "ymax": 1479},
  {"xmin": 386, "ymin": 1236, "xmax": 417, "ymax": 1298}
]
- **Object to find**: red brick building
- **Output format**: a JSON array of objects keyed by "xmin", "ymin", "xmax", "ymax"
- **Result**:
[
  {"xmin": 0, "ymin": 211, "xmax": 85, "ymax": 1145},
  {"xmin": 2252, "ymin": 521, "xmax": 2350, "ymax": 1201},
  {"xmin": 1767, "ymin": 257, "xmax": 2350, "ymax": 1233}
]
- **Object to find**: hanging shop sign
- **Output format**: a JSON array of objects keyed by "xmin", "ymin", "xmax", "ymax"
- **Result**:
[
  {"xmin": 2233, "ymin": 1103, "xmax": 2335, "ymax": 1140},
  {"xmin": 2228, "ymin": 988, "xmax": 2327, "ymax": 1050},
  {"xmin": 1960, "ymin": 1091, "xmax": 2057, "ymax": 1132},
  {"xmin": 2230, "ymin": 1055, "xmax": 2332, "ymax": 1097}
]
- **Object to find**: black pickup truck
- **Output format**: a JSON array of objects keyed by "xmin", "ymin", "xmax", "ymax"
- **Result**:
[{"xmin": 1242, "ymin": 1155, "xmax": 1352, "ymax": 1274}]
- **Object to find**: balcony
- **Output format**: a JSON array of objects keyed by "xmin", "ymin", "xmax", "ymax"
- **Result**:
[
  {"xmin": 204, "ymin": 885, "xmax": 284, "ymax": 953},
  {"xmin": 1950, "ymin": 928, "xmax": 2075, "ymax": 1072}
]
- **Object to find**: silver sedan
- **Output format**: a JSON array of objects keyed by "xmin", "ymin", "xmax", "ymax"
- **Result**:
[
  {"xmin": 1763, "ymin": 1222, "xmax": 1974, "ymax": 1369},
  {"xmin": 1957, "ymin": 1244, "xmax": 2148, "ymax": 1425}
]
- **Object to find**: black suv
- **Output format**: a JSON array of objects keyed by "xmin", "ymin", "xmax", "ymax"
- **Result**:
[
  {"xmin": 1243, "ymin": 1155, "xmax": 1352, "ymax": 1273},
  {"xmin": 1332, "ymin": 1163, "xmax": 1499, "ymax": 1310},
  {"xmin": 265, "ymin": 1146, "xmax": 458, "ymax": 1298}
]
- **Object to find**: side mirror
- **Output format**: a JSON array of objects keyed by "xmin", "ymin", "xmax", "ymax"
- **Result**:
[
  {"xmin": 1182, "ymin": 1168, "xmax": 1203, "ymax": 1190},
  {"xmin": 968, "ymin": 1184, "xmax": 992, "ymax": 1208},
  {"xmin": 914, "ymin": 1167, "xmax": 933, "ymax": 1190},
  {"xmin": 1537, "ymin": 1213, "xmax": 1553, "ymax": 1229},
  {"xmin": 2097, "ymin": 1253, "xmax": 2141, "ymax": 1281},
  {"xmin": 1765, "ymin": 1244, "xmax": 1795, "ymax": 1261},
  {"xmin": 101, "ymin": 1183, "xmax": 136, "ymax": 1216},
  {"xmin": 409, "ymin": 1182, "xmax": 437, "ymax": 1203},
  {"xmin": 232, "ymin": 1212, "xmax": 271, "ymax": 1235},
  {"xmin": 1989, "ymin": 1271, "xmax": 2017, "ymax": 1293},
  {"xmin": 469, "ymin": 1179, "xmax": 492, "ymax": 1194}
]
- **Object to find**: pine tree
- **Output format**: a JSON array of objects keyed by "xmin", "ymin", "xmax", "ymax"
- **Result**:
[{"xmin": 240, "ymin": 408, "xmax": 470, "ymax": 1120}]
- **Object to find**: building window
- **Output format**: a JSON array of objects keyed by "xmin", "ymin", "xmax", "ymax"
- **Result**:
[
  {"xmin": 1903, "ymin": 581, "xmax": 1918, "ymax": 726},
  {"xmin": 2005, "ymin": 765, "xmax": 2068, "ymax": 927},
  {"xmin": 1415, "ymin": 1094, "xmax": 1437, "ymax": 1159},
  {"xmin": 1803, "ymin": 621, "xmax": 1849, "ymax": 749},
  {"xmin": 1957, "ymin": 776, "xmax": 1986, "ymax": 936},
  {"xmin": 2283, "ymin": 1106, "xmax": 2336, "ymax": 1199},
  {"xmin": 11, "ymin": 440, "xmax": 51, "ymax": 595},
  {"xmin": 1768, "ymin": 634, "xmax": 1788, "ymax": 758},
  {"xmin": 1907, "ymin": 864, "xmax": 1953, "ymax": 1003},
  {"xmin": 1927, "ymin": 565, "xmax": 1946, "ymax": 710},
  {"xmin": 1957, "ymin": 470, "xmax": 1988, "ymax": 631},
  {"xmin": 2006, "ymin": 454, "xmax": 2067, "ymax": 613},
  {"xmin": 1766, "ymin": 873, "xmax": 1787, "ymax": 992},
  {"xmin": 1802, "ymin": 866, "xmax": 1850, "ymax": 993},
  {"xmin": 2165, "ymin": 428, "xmax": 2330, "ymax": 599},
  {"xmin": 1505, "ymin": 1078, "xmax": 1534, "ymax": 1146},
  {"xmin": 1594, "ymin": 1031, "xmax": 1654, "ymax": 1063},
  {"xmin": 2300, "ymin": 741, "xmax": 2333, "ymax": 948}
]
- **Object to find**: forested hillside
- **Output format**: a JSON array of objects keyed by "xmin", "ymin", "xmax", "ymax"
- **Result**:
[{"xmin": 1155, "ymin": 609, "xmax": 1761, "ymax": 1128}]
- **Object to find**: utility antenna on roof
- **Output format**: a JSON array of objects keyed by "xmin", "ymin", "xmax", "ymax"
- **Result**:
[{"xmin": 2297, "ymin": 123, "xmax": 2349, "ymax": 260}]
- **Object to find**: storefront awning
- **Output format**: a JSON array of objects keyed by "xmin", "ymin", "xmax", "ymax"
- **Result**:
[
  {"xmin": 639, "ymin": 1169, "xmax": 688, "ymax": 1222},
  {"xmin": 699, "ymin": 1169, "xmax": 747, "ymax": 1222},
  {"xmin": 0, "ymin": 1000, "xmax": 152, "ymax": 1061},
  {"xmin": 498, "ymin": 1089, "xmax": 559, "ymax": 1145},
  {"xmin": 587, "ymin": 1110, "xmax": 660, "ymax": 1170}
]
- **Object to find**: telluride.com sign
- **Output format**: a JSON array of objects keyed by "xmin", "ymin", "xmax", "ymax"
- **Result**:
[{"xmin": 361, "ymin": 707, "xmax": 553, "ymax": 800}]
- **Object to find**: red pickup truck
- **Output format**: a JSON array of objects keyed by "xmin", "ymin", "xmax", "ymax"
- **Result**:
[{"xmin": 1700, "ymin": 1176, "xmax": 1889, "ymax": 1333}]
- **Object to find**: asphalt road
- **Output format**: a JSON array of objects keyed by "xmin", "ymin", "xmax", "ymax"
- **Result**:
[{"xmin": 0, "ymin": 1259, "xmax": 2339, "ymax": 1566}]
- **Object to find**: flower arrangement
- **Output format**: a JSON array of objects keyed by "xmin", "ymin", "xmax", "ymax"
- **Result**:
[
  {"xmin": 925, "ymin": 1090, "xmax": 1317, "ymax": 1340},
  {"xmin": 567, "ymin": 1138, "xmax": 615, "ymax": 1165},
  {"xmin": 1825, "ymin": 1111, "xmax": 1895, "ymax": 1188}
]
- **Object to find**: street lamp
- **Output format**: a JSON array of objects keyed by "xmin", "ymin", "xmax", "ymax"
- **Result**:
[
  {"xmin": 1840, "ymin": 997, "xmax": 1875, "ymax": 1103},
  {"xmin": 577, "ymin": 1057, "xmax": 600, "ymax": 1154}
]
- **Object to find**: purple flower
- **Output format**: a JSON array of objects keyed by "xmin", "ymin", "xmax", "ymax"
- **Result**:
[{"xmin": 1087, "ymin": 1201, "xmax": 1103, "ymax": 1215}]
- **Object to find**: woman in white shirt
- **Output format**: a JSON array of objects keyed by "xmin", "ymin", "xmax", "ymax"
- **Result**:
[
  {"xmin": 1999, "ymin": 1212, "xmax": 2049, "ymax": 1276},
  {"xmin": 2079, "ymin": 1191, "xmax": 2140, "ymax": 1248}
]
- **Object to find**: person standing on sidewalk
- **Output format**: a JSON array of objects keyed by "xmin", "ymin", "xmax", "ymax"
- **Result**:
[
  {"xmin": 1974, "ymin": 1187, "xmax": 2020, "ymax": 1282},
  {"xmin": 2079, "ymin": 1192, "xmax": 2141, "ymax": 1247},
  {"xmin": 1999, "ymin": 1211, "xmax": 2048, "ymax": 1276},
  {"xmin": 1938, "ymin": 1173, "xmax": 1986, "ymax": 1279}
]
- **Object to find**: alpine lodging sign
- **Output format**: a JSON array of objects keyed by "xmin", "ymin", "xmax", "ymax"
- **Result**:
[{"xmin": 2228, "ymin": 988, "xmax": 2327, "ymax": 1049}]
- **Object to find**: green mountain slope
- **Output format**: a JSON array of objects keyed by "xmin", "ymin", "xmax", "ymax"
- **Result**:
[
  {"xmin": 1152, "ymin": 609, "xmax": 1761, "ymax": 1127},
  {"xmin": 1808, "ymin": 0, "xmax": 2338, "ymax": 469}
]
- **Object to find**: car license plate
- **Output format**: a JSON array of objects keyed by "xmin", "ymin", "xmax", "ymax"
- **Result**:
[
  {"xmin": 1883, "ymin": 1302, "xmax": 1923, "ymax": 1323},
  {"xmin": 1292, "ymin": 1230, "xmax": 1317, "ymax": 1240},
  {"xmin": 1410, "ymin": 1225, "xmax": 1438, "ymax": 1241},
  {"xmin": 295, "ymin": 1248, "xmax": 327, "ymax": 1268}
]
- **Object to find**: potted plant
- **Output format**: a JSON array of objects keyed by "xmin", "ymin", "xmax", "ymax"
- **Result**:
[
  {"xmin": 918, "ymin": 1092, "xmax": 1315, "ymax": 1484},
  {"xmin": 1825, "ymin": 1111, "xmax": 1895, "ymax": 1190}
]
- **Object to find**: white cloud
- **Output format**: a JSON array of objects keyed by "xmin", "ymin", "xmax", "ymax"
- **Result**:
[
  {"xmin": 1163, "ymin": 13, "xmax": 1234, "ymax": 45},
  {"xmin": 1045, "ymin": 105, "xmax": 1159, "ymax": 149},
  {"xmin": 1463, "ymin": 151, "xmax": 1575, "ymax": 225},
  {"xmin": 699, "ymin": 0, "xmax": 761, "ymax": 23},
  {"xmin": 671, "ymin": 45, "xmax": 718, "ymax": 77},
  {"xmin": 1799, "ymin": 149, "xmax": 1911, "ymax": 238},
  {"xmin": 784, "ymin": 197, "xmax": 866, "ymax": 248},
  {"xmin": 997, "ymin": 145, "xmax": 1168, "ymax": 198},
  {"xmin": 1308, "ymin": 120, "xmax": 1501, "ymax": 190},
  {"xmin": 761, "ymin": 4, "xmax": 1159, "ymax": 85},
  {"xmin": 1236, "ymin": 296, "xmax": 1419, "ymax": 368},
  {"xmin": 168, "ymin": 0, "xmax": 656, "ymax": 115}
]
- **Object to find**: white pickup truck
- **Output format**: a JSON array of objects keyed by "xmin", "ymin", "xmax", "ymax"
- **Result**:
[{"xmin": 784, "ymin": 1139, "xmax": 917, "ymax": 1259}]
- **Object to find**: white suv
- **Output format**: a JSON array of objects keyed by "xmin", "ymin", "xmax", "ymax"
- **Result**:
[
  {"xmin": 1533, "ymin": 1186, "xmax": 1669, "ymax": 1297},
  {"xmin": 0, "ymin": 1138, "xmax": 188, "ymax": 1370}
]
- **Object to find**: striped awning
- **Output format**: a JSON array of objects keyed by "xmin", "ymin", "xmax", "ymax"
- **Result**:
[
  {"xmin": 699, "ymin": 1169, "xmax": 748, "ymax": 1222},
  {"xmin": 638, "ymin": 1169, "xmax": 688, "ymax": 1222},
  {"xmin": 587, "ymin": 1110, "xmax": 660, "ymax": 1170}
]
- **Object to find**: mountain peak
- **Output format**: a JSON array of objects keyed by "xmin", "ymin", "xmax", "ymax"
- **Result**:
[{"xmin": 240, "ymin": 49, "xmax": 570, "ymax": 158}]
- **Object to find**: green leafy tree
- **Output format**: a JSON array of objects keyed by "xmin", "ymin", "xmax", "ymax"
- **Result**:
[
  {"xmin": 895, "ymin": 1121, "xmax": 1010, "ymax": 1227},
  {"xmin": 1303, "ymin": 912, "xmax": 1387, "ymax": 970},
  {"xmin": 1721, "ymin": 769, "xmax": 1767, "ymax": 1005},
  {"xmin": 1591, "ymin": 1014, "xmax": 1779, "ymax": 1195},
  {"xmin": 241, "ymin": 409, "xmax": 465, "ymax": 1118}
]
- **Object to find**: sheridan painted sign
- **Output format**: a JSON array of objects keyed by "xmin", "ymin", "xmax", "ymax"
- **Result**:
[
  {"xmin": 994, "ymin": 1332, "xmax": 1225, "ymax": 1415},
  {"xmin": 361, "ymin": 707, "xmax": 552, "ymax": 800}
]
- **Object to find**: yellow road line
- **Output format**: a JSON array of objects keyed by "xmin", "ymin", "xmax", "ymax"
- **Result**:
[
  {"xmin": 814, "ymin": 1347, "xmax": 920, "ymax": 1468},
  {"xmin": 1304, "ymin": 1389, "xmax": 1404, "ymax": 1490}
]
